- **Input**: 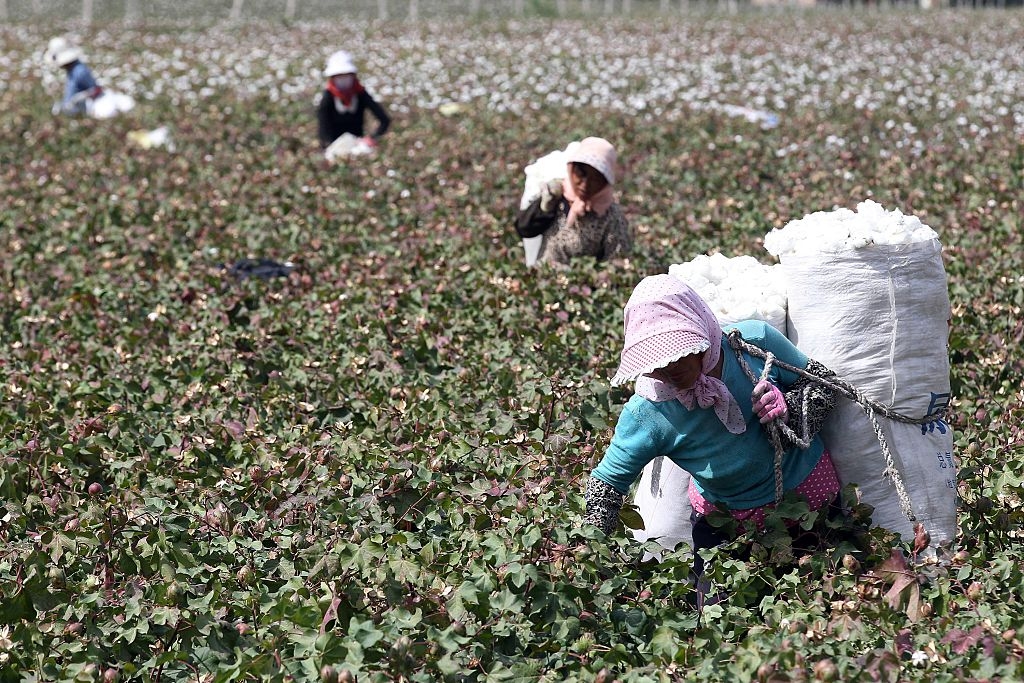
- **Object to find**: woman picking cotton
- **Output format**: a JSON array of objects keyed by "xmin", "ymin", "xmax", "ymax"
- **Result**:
[
  {"xmin": 317, "ymin": 50, "xmax": 391, "ymax": 156},
  {"xmin": 515, "ymin": 137, "xmax": 632, "ymax": 267},
  {"xmin": 583, "ymin": 275, "xmax": 841, "ymax": 597}
]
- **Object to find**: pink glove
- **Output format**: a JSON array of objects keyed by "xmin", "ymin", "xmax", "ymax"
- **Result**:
[
  {"xmin": 752, "ymin": 381, "xmax": 787, "ymax": 424},
  {"xmin": 360, "ymin": 136, "xmax": 378, "ymax": 148}
]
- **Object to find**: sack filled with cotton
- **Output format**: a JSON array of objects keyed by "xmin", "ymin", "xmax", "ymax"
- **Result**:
[
  {"xmin": 669, "ymin": 253, "xmax": 788, "ymax": 335},
  {"xmin": 765, "ymin": 200, "xmax": 956, "ymax": 555}
]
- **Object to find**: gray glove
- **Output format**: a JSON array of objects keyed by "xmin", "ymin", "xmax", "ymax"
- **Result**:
[
  {"xmin": 583, "ymin": 476, "xmax": 624, "ymax": 535},
  {"xmin": 539, "ymin": 177, "xmax": 563, "ymax": 213},
  {"xmin": 782, "ymin": 359, "xmax": 838, "ymax": 446}
]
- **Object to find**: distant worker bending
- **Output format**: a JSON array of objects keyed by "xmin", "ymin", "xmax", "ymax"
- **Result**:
[
  {"xmin": 45, "ymin": 37, "xmax": 101, "ymax": 116},
  {"xmin": 317, "ymin": 50, "xmax": 391, "ymax": 151}
]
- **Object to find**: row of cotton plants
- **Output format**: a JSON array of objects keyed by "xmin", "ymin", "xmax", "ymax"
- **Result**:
[{"xmin": 2, "ymin": 12, "xmax": 1021, "ymax": 137}]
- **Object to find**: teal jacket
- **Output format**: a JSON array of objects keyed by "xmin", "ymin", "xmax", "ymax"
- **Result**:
[{"xmin": 592, "ymin": 320, "xmax": 825, "ymax": 510}]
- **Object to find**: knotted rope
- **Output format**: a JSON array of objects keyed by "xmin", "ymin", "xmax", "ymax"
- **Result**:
[{"xmin": 726, "ymin": 329, "xmax": 942, "ymax": 521}]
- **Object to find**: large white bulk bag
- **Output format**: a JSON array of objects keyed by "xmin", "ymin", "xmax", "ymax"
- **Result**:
[
  {"xmin": 766, "ymin": 202, "xmax": 956, "ymax": 548},
  {"xmin": 631, "ymin": 456, "xmax": 694, "ymax": 556}
]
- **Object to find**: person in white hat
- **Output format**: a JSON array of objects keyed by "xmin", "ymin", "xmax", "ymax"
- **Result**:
[
  {"xmin": 44, "ymin": 37, "xmax": 102, "ymax": 116},
  {"xmin": 317, "ymin": 50, "xmax": 391, "ymax": 150},
  {"xmin": 514, "ymin": 137, "xmax": 632, "ymax": 267}
]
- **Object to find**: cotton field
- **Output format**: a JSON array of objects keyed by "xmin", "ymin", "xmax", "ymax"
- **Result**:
[
  {"xmin": 2, "ymin": 12, "xmax": 1022, "ymax": 141},
  {"xmin": 1, "ymin": 8, "xmax": 1024, "ymax": 682}
]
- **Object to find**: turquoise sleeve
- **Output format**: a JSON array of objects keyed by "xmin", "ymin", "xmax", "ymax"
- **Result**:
[
  {"xmin": 760, "ymin": 323, "xmax": 808, "ymax": 387},
  {"xmin": 591, "ymin": 399, "xmax": 662, "ymax": 495},
  {"xmin": 731, "ymin": 321, "xmax": 808, "ymax": 389}
]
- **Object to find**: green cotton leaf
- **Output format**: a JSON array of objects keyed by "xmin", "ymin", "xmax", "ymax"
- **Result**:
[
  {"xmin": 520, "ymin": 526, "xmax": 543, "ymax": 549},
  {"xmin": 388, "ymin": 558, "xmax": 421, "ymax": 582},
  {"xmin": 581, "ymin": 403, "xmax": 608, "ymax": 429},
  {"xmin": 504, "ymin": 562, "xmax": 538, "ymax": 589},
  {"xmin": 701, "ymin": 603, "xmax": 725, "ymax": 621},
  {"xmin": 619, "ymin": 505, "xmax": 645, "ymax": 530},
  {"xmin": 347, "ymin": 617, "xmax": 385, "ymax": 649},
  {"xmin": 490, "ymin": 588, "xmax": 524, "ymax": 614},
  {"xmin": 622, "ymin": 608, "xmax": 647, "ymax": 634},
  {"xmin": 0, "ymin": 590, "xmax": 34, "ymax": 622},
  {"xmin": 650, "ymin": 625, "xmax": 681, "ymax": 662},
  {"xmin": 391, "ymin": 608, "xmax": 422, "ymax": 629},
  {"xmin": 492, "ymin": 414, "xmax": 515, "ymax": 436},
  {"xmin": 435, "ymin": 655, "xmax": 465, "ymax": 677},
  {"xmin": 455, "ymin": 580, "xmax": 480, "ymax": 606}
]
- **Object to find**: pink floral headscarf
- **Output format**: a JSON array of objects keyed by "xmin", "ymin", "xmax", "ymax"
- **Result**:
[{"xmin": 611, "ymin": 274, "xmax": 746, "ymax": 434}]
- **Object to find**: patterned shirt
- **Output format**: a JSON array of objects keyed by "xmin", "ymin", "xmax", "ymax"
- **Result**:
[{"xmin": 535, "ymin": 202, "xmax": 631, "ymax": 266}]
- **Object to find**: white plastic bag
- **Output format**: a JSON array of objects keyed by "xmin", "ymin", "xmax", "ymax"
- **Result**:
[
  {"xmin": 631, "ymin": 456, "xmax": 694, "ymax": 559},
  {"xmin": 771, "ymin": 209, "xmax": 956, "ymax": 548},
  {"xmin": 325, "ymin": 133, "xmax": 375, "ymax": 162}
]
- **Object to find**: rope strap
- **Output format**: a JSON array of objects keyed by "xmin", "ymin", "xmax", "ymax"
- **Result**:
[{"xmin": 725, "ymin": 329, "xmax": 939, "ymax": 521}]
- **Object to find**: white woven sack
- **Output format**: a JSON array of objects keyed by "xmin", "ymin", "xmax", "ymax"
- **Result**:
[
  {"xmin": 781, "ymin": 239, "xmax": 956, "ymax": 546},
  {"xmin": 518, "ymin": 143, "xmax": 577, "ymax": 267},
  {"xmin": 631, "ymin": 456, "xmax": 694, "ymax": 558},
  {"xmin": 324, "ymin": 133, "xmax": 374, "ymax": 162}
]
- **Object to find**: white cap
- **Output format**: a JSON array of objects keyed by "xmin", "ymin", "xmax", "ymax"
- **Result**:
[
  {"xmin": 45, "ymin": 37, "xmax": 82, "ymax": 67},
  {"xmin": 323, "ymin": 50, "xmax": 357, "ymax": 77}
]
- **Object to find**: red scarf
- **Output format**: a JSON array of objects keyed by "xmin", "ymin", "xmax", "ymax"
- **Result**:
[{"xmin": 326, "ymin": 77, "xmax": 365, "ymax": 107}]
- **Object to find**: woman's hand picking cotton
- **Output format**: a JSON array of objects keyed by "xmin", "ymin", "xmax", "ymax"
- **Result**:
[{"xmin": 752, "ymin": 380, "xmax": 787, "ymax": 424}]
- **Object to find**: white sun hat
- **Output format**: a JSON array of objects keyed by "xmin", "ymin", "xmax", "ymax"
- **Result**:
[
  {"xmin": 45, "ymin": 37, "xmax": 82, "ymax": 68},
  {"xmin": 323, "ymin": 50, "xmax": 357, "ymax": 77}
]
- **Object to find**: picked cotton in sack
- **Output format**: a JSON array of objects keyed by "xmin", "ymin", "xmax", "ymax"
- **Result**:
[
  {"xmin": 519, "ymin": 141, "xmax": 580, "ymax": 210},
  {"xmin": 669, "ymin": 253, "xmax": 788, "ymax": 334},
  {"xmin": 766, "ymin": 201, "xmax": 956, "ymax": 553},
  {"xmin": 763, "ymin": 199, "xmax": 939, "ymax": 257},
  {"xmin": 88, "ymin": 91, "xmax": 135, "ymax": 119},
  {"xmin": 324, "ymin": 133, "xmax": 375, "ymax": 162}
]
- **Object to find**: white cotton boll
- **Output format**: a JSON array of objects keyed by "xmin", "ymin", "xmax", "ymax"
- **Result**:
[
  {"xmin": 765, "ymin": 201, "xmax": 939, "ymax": 257},
  {"xmin": 691, "ymin": 254, "xmax": 715, "ymax": 281},
  {"xmin": 669, "ymin": 255, "xmax": 788, "ymax": 332}
]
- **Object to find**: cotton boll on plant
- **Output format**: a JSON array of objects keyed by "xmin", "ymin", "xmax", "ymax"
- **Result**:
[
  {"xmin": 764, "ymin": 200, "xmax": 939, "ymax": 257},
  {"xmin": 668, "ymin": 253, "xmax": 788, "ymax": 333}
]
